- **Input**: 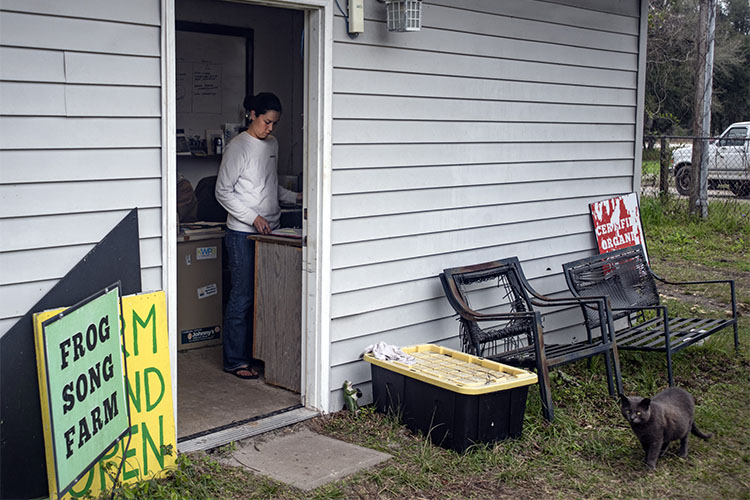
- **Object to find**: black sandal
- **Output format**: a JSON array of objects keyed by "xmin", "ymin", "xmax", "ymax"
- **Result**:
[{"xmin": 226, "ymin": 366, "xmax": 259, "ymax": 379}]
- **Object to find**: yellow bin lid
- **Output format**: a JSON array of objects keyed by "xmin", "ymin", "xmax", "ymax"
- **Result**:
[{"xmin": 363, "ymin": 344, "xmax": 538, "ymax": 395}]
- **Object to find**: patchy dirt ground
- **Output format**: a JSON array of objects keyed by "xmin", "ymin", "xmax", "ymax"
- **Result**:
[{"xmin": 652, "ymin": 256, "xmax": 750, "ymax": 316}]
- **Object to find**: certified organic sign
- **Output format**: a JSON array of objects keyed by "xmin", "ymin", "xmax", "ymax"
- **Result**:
[
  {"xmin": 589, "ymin": 193, "xmax": 647, "ymax": 260},
  {"xmin": 34, "ymin": 285, "xmax": 130, "ymax": 499}
]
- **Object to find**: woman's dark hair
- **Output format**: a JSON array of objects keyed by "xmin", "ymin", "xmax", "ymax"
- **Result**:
[{"xmin": 243, "ymin": 92, "xmax": 282, "ymax": 117}]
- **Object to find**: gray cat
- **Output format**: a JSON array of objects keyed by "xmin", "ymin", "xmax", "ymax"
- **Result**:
[{"xmin": 619, "ymin": 387, "xmax": 712, "ymax": 469}]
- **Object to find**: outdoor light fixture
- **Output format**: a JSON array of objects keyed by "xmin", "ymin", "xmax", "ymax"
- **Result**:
[{"xmin": 385, "ymin": 0, "xmax": 422, "ymax": 32}]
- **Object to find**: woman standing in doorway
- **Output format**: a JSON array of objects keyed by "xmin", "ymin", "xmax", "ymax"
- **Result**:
[{"xmin": 215, "ymin": 92, "xmax": 301, "ymax": 379}]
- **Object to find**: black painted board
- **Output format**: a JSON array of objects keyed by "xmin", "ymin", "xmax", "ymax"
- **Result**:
[{"xmin": 0, "ymin": 209, "xmax": 142, "ymax": 500}]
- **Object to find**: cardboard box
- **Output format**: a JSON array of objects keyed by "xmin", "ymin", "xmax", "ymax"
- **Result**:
[{"xmin": 177, "ymin": 235, "xmax": 223, "ymax": 350}]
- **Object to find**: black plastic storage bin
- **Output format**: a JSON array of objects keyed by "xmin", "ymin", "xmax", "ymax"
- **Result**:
[{"xmin": 365, "ymin": 345, "xmax": 538, "ymax": 453}]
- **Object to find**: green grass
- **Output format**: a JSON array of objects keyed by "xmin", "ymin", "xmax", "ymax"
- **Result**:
[
  {"xmin": 105, "ymin": 195, "xmax": 750, "ymax": 500},
  {"xmin": 642, "ymin": 159, "xmax": 660, "ymax": 177}
]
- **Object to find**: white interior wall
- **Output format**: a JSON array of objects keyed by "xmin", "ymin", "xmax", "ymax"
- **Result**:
[{"xmin": 175, "ymin": 0, "xmax": 304, "ymax": 188}]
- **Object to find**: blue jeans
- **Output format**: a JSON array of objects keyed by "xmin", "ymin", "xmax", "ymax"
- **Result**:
[{"xmin": 223, "ymin": 229, "xmax": 255, "ymax": 371}]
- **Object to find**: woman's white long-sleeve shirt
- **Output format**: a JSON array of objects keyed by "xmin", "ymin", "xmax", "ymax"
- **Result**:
[{"xmin": 215, "ymin": 131, "xmax": 296, "ymax": 233}]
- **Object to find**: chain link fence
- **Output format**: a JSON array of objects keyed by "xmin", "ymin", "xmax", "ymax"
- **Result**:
[{"xmin": 642, "ymin": 133, "xmax": 750, "ymax": 218}]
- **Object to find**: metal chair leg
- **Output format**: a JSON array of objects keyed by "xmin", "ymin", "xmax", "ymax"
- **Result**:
[
  {"xmin": 666, "ymin": 348, "xmax": 675, "ymax": 386},
  {"xmin": 604, "ymin": 352, "xmax": 615, "ymax": 397},
  {"xmin": 537, "ymin": 363, "xmax": 554, "ymax": 422},
  {"xmin": 611, "ymin": 345, "xmax": 623, "ymax": 396}
]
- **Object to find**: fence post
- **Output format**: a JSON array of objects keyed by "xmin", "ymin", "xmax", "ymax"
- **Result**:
[
  {"xmin": 689, "ymin": 0, "xmax": 716, "ymax": 218},
  {"xmin": 659, "ymin": 136, "xmax": 670, "ymax": 197}
]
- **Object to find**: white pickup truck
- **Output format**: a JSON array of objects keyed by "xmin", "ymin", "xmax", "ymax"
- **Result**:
[{"xmin": 671, "ymin": 121, "xmax": 750, "ymax": 197}]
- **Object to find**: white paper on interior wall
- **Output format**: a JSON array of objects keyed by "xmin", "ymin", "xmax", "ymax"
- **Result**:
[
  {"xmin": 191, "ymin": 63, "xmax": 222, "ymax": 114},
  {"xmin": 175, "ymin": 62, "xmax": 193, "ymax": 113}
]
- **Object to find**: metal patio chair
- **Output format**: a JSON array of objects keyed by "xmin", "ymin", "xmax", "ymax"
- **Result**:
[
  {"xmin": 439, "ymin": 257, "xmax": 622, "ymax": 421},
  {"xmin": 562, "ymin": 245, "xmax": 738, "ymax": 386}
]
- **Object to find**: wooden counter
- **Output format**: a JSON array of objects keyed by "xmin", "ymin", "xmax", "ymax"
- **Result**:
[{"xmin": 249, "ymin": 234, "xmax": 302, "ymax": 393}]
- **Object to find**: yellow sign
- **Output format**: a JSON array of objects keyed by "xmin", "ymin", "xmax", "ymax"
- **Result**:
[{"xmin": 35, "ymin": 291, "xmax": 176, "ymax": 499}]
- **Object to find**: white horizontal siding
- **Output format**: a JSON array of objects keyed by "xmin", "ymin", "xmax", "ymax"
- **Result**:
[
  {"xmin": 332, "ymin": 142, "xmax": 633, "ymax": 169},
  {"xmin": 340, "ymin": 19, "xmax": 636, "ymax": 71},
  {"xmin": 64, "ymin": 53, "xmax": 161, "ymax": 86},
  {"xmin": 0, "ymin": 0, "xmax": 160, "ymax": 25},
  {"xmin": 0, "ymin": 208, "xmax": 162, "ymax": 252},
  {"xmin": 0, "ymin": 179, "xmax": 162, "ymax": 218},
  {"xmin": 0, "ymin": 47, "xmax": 65, "ymax": 82},
  {"xmin": 333, "ymin": 176, "xmax": 632, "ymax": 220},
  {"xmin": 0, "ymin": 82, "xmax": 66, "ymax": 115},
  {"xmin": 0, "ymin": 117, "xmax": 161, "ymax": 149},
  {"xmin": 141, "ymin": 266, "xmax": 163, "ymax": 293},
  {"xmin": 327, "ymin": 0, "xmax": 643, "ymax": 411},
  {"xmin": 330, "ymin": 247, "xmax": 595, "ymax": 321},
  {"xmin": 64, "ymin": 86, "xmax": 161, "ymax": 117},
  {"xmin": 331, "ymin": 192, "xmax": 613, "ymax": 249},
  {"xmin": 0, "ymin": 12, "xmax": 160, "ymax": 56},
  {"xmin": 333, "ymin": 121, "xmax": 635, "ymax": 145},
  {"xmin": 420, "ymin": 3, "xmax": 638, "ymax": 52},
  {"xmin": 334, "ymin": 44, "xmax": 637, "ymax": 90},
  {"xmin": 332, "ymin": 214, "xmax": 592, "ymax": 270},
  {"xmin": 0, "ymin": 267, "xmax": 163, "ymax": 324},
  {"xmin": 332, "ymin": 160, "xmax": 632, "ymax": 196},
  {"xmin": 330, "ymin": 299, "xmax": 585, "ymax": 368},
  {"xmin": 425, "ymin": 0, "xmax": 639, "ymax": 33},
  {"xmin": 333, "ymin": 94, "xmax": 635, "ymax": 123},
  {"xmin": 0, "ymin": 149, "xmax": 161, "ymax": 184},
  {"xmin": 333, "ymin": 69, "xmax": 637, "ymax": 107},
  {"xmin": 332, "ymin": 270, "xmax": 572, "ymax": 344},
  {"xmin": 0, "ymin": 83, "xmax": 160, "ymax": 117},
  {"xmin": 0, "ymin": 237, "xmax": 161, "ymax": 286},
  {"xmin": 0, "ymin": 279, "xmax": 58, "ymax": 320},
  {"xmin": 330, "ymin": 227, "xmax": 596, "ymax": 295},
  {"xmin": 0, "ymin": 1, "xmax": 163, "ymax": 336}
]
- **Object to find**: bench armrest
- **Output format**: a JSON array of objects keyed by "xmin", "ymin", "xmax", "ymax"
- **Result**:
[
  {"xmin": 653, "ymin": 274, "xmax": 734, "ymax": 288},
  {"xmin": 456, "ymin": 310, "xmax": 538, "ymax": 324},
  {"xmin": 610, "ymin": 304, "xmax": 666, "ymax": 313},
  {"xmin": 522, "ymin": 279, "xmax": 611, "ymax": 309}
]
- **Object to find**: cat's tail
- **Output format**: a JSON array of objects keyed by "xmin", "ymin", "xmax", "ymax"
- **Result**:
[{"xmin": 691, "ymin": 423, "xmax": 712, "ymax": 440}]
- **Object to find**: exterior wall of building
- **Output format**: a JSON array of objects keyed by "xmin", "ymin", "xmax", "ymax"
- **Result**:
[
  {"xmin": 327, "ymin": 0, "xmax": 643, "ymax": 409},
  {"xmin": 0, "ymin": 0, "xmax": 646, "ymax": 415},
  {"xmin": 0, "ymin": 0, "xmax": 164, "ymax": 336}
]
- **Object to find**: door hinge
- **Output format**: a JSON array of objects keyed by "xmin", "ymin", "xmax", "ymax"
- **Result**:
[
  {"xmin": 303, "ymin": 208, "xmax": 308, "ymax": 220},
  {"xmin": 302, "ymin": 236, "xmax": 307, "ymax": 246}
]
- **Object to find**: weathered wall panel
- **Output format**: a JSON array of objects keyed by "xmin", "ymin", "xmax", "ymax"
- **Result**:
[
  {"xmin": 327, "ymin": 0, "xmax": 643, "ymax": 407},
  {"xmin": 0, "ymin": 4, "xmax": 163, "ymax": 335}
]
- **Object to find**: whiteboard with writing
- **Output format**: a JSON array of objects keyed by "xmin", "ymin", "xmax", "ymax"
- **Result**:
[{"xmin": 176, "ymin": 29, "xmax": 248, "ymax": 143}]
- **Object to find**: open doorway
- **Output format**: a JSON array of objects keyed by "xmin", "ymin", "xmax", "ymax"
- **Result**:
[{"xmin": 173, "ymin": 0, "xmax": 306, "ymax": 441}]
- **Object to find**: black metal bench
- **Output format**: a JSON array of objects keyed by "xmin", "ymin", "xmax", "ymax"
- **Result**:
[
  {"xmin": 562, "ymin": 245, "xmax": 738, "ymax": 386},
  {"xmin": 440, "ymin": 257, "xmax": 622, "ymax": 421}
]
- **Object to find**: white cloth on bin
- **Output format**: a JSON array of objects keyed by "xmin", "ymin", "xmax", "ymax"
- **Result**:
[{"xmin": 362, "ymin": 342, "xmax": 416, "ymax": 365}]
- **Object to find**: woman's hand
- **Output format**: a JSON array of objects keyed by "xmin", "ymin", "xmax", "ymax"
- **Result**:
[{"xmin": 253, "ymin": 215, "xmax": 272, "ymax": 235}]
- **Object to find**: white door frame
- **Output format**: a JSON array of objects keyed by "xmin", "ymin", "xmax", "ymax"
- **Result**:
[{"xmin": 161, "ymin": 0, "xmax": 334, "ymax": 427}]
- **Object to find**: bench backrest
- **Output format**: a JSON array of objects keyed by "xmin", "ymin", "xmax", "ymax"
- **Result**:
[{"xmin": 562, "ymin": 245, "xmax": 659, "ymax": 328}]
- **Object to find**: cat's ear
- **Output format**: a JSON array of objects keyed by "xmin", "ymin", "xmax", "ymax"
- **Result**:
[
  {"xmin": 619, "ymin": 393, "xmax": 629, "ymax": 406},
  {"xmin": 639, "ymin": 398, "xmax": 651, "ymax": 410}
]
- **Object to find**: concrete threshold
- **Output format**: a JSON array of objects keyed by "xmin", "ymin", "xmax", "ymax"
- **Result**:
[{"xmin": 177, "ymin": 406, "xmax": 319, "ymax": 453}]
